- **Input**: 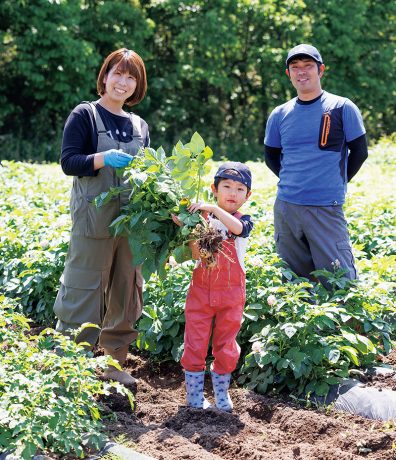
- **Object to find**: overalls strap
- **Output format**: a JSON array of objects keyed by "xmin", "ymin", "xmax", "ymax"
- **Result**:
[
  {"xmin": 87, "ymin": 102, "xmax": 107, "ymax": 133},
  {"xmin": 86, "ymin": 102, "xmax": 143, "ymax": 140}
]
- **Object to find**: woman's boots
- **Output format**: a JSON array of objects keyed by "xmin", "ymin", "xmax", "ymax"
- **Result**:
[{"xmin": 103, "ymin": 346, "xmax": 137, "ymax": 386}]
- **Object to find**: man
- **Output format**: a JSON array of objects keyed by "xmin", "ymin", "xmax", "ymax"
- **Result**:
[{"xmin": 264, "ymin": 44, "xmax": 368, "ymax": 282}]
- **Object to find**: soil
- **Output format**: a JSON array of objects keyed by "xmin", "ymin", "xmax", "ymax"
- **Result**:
[
  {"xmin": 100, "ymin": 352, "xmax": 396, "ymax": 460},
  {"xmin": 25, "ymin": 327, "xmax": 396, "ymax": 459},
  {"xmin": 382, "ymin": 350, "xmax": 396, "ymax": 367}
]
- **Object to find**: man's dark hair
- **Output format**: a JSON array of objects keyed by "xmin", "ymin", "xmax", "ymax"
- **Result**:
[{"xmin": 287, "ymin": 57, "xmax": 321, "ymax": 74}]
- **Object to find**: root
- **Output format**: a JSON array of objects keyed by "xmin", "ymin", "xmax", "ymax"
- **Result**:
[{"xmin": 191, "ymin": 223, "xmax": 234, "ymax": 268}]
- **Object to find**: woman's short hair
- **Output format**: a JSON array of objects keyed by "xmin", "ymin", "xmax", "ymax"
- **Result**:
[{"xmin": 97, "ymin": 48, "xmax": 147, "ymax": 106}]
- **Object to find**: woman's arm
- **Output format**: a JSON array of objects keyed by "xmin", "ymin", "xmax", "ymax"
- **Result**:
[{"xmin": 60, "ymin": 105, "xmax": 98, "ymax": 176}]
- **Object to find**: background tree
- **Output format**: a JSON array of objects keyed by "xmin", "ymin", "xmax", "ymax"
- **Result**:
[
  {"xmin": 0, "ymin": 0, "xmax": 395, "ymax": 162},
  {"xmin": 0, "ymin": 0, "xmax": 151, "ymax": 160}
]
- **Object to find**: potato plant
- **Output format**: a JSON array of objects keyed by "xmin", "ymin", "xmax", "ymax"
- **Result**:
[
  {"xmin": 0, "ymin": 135, "xmax": 395, "ymax": 407},
  {"xmin": 238, "ymin": 265, "xmax": 394, "ymax": 396},
  {"xmin": 137, "ymin": 263, "xmax": 193, "ymax": 360},
  {"xmin": 0, "ymin": 162, "xmax": 71, "ymax": 324},
  {"xmin": 0, "ymin": 296, "xmax": 133, "ymax": 459},
  {"xmin": 95, "ymin": 132, "xmax": 213, "ymax": 280}
]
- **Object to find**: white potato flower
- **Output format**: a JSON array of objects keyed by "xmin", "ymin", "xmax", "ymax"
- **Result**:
[{"xmin": 267, "ymin": 294, "xmax": 277, "ymax": 306}]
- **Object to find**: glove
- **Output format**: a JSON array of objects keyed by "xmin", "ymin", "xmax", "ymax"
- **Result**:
[{"xmin": 103, "ymin": 149, "xmax": 134, "ymax": 168}]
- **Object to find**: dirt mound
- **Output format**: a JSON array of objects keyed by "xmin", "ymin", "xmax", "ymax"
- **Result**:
[
  {"xmin": 382, "ymin": 350, "xmax": 396, "ymax": 366},
  {"xmin": 102, "ymin": 354, "xmax": 396, "ymax": 460}
]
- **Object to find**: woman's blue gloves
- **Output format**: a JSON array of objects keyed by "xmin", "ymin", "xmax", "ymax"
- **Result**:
[{"xmin": 103, "ymin": 149, "xmax": 134, "ymax": 168}]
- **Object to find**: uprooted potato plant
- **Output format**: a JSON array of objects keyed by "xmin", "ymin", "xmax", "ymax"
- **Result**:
[{"xmin": 95, "ymin": 132, "xmax": 226, "ymax": 280}]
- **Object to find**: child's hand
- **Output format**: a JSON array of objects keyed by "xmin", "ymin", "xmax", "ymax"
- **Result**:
[
  {"xmin": 188, "ymin": 202, "xmax": 215, "ymax": 214},
  {"xmin": 171, "ymin": 214, "xmax": 183, "ymax": 227}
]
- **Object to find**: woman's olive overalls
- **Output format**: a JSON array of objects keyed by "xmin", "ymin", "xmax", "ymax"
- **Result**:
[{"xmin": 54, "ymin": 102, "xmax": 144, "ymax": 353}]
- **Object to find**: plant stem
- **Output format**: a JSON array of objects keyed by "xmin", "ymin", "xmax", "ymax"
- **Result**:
[{"xmin": 196, "ymin": 171, "xmax": 201, "ymax": 203}]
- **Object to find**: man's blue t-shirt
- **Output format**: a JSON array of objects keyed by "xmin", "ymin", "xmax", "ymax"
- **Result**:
[{"xmin": 264, "ymin": 91, "xmax": 366, "ymax": 206}]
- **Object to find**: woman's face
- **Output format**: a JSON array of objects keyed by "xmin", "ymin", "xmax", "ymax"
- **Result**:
[{"xmin": 103, "ymin": 65, "xmax": 137, "ymax": 104}]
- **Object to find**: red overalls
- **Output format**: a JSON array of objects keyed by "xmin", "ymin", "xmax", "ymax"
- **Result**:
[{"xmin": 181, "ymin": 215, "xmax": 246, "ymax": 375}]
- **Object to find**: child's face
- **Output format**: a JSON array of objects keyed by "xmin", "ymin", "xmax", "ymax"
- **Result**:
[{"xmin": 211, "ymin": 179, "xmax": 251, "ymax": 214}]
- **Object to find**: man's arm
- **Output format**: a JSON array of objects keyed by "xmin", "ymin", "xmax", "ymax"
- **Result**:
[
  {"xmin": 347, "ymin": 134, "xmax": 368, "ymax": 182},
  {"xmin": 264, "ymin": 145, "xmax": 282, "ymax": 177}
]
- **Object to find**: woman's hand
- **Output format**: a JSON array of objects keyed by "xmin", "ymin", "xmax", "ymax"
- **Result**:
[{"xmin": 103, "ymin": 149, "xmax": 134, "ymax": 168}]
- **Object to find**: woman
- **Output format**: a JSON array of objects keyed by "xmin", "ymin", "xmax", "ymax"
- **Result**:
[{"xmin": 54, "ymin": 48, "xmax": 150, "ymax": 385}]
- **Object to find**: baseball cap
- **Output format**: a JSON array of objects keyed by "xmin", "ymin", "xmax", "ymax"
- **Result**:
[
  {"xmin": 214, "ymin": 161, "xmax": 252, "ymax": 189},
  {"xmin": 286, "ymin": 44, "xmax": 323, "ymax": 67}
]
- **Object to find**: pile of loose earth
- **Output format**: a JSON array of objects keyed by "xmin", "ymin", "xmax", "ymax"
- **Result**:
[{"xmin": 101, "ymin": 353, "xmax": 396, "ymax": 460}]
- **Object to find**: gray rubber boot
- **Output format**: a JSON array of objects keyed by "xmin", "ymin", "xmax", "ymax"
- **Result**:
[
  {"xmin": 184, "ymin": 370, "xmax": 211, "ymax": 409},
  {"xmin": 211, "ymin": 371, "xmax": 233, "ymax": 412}
]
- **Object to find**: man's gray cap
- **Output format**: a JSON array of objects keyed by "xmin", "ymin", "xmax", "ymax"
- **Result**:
[{"xmin": 286, "ymin": 44, "xmax": 323, "ymax": 67}]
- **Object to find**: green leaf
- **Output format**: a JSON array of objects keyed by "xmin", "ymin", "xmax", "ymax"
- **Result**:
[
  {"xmin": 276, "ymin": 358, "xmax": 290, "ymax": 370},
  {"xmin": 355, "ymin": 334, "xmax": 376, "ymax": 354},
  {"xmin": 171, "ymin": 339, "xmax": 184, "ymax": 362},
  {"xmin": 341, "ymin": 329, "xmax": 359, "ymax": 344},
  {"xmin": 314, "ymin": 381, "xmax": 330, "ymax": 396},
  {"xmin": 325, "ymin": 347, "xmax": 341, "ymax": 364},
  {"xmin": 168, "ymin": 323, "xmax": 180, "ymax": 338},
  {"xmin": 173, "ymin": 244, "xmax": 192, "ymax": 263},
  {"xmin": 247, "ymin": 303, "xmax": 264, "ymax": 310},
  {"xmin": 258, "ymin": 352, "xmax": 273, "ymax": 367},
  {"xmin": 339, "ymin": 345, "xmax": 360, "ymax": 365},
  {"xmin": 283, "ymin": 324, "xmax": 297, "ymax": 338},
  {"xmin": 243, "ymin": 311, "xmax": 259, "ymax": 321},
  {"xmin": 186, "ymin": 131, "xmax": 205, "ymax": 154}
]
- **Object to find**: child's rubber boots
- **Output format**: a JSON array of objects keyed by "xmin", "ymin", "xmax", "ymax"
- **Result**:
[
  {"xmin": 184, "ymin": 370, "xmax": 211, "ymax": 409},
  {"xmin": 211, "ymin": 371, "xmax": 233, "ymax": 412}
]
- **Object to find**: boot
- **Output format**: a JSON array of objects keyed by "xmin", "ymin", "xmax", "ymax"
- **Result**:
[
  {"xmin": 211, "ymin": 371, "xmax": 233, "ymax": 412},
  {"xmin": 103, "ymin": 346, "xmax": 138, "ymax": 386},
  {"xmin": 184, "ymin": 370, "xmax": 211, "ymax": 409}
]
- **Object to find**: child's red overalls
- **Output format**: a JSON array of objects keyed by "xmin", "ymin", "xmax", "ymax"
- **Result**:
[{"xmin": 181, "ymin": 223, "xmax": 246, "ymax": 375}]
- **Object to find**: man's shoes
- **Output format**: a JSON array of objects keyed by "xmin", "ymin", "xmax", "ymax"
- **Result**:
[
  {"xmin": 102, "ymin": 346, "xmax": 137, "ymax": 386},
  {"xmin": 103, "ymin": 366, "xmax": 138, "ymax": 386}
]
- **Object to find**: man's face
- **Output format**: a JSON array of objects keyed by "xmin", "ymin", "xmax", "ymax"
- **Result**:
[{"xmin": 286, "ymin": 57, "xmax": 324, "ymax": 98}]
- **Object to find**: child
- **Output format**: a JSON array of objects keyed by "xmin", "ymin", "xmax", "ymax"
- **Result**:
[{"xmin": 180, "ymin": 161, "xmax": 253, "ymax": 411}]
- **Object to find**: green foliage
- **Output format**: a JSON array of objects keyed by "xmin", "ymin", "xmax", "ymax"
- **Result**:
[
  {"xmin": 0, "ymin": 138, "xmax": 395, "ymax": 401},
  {"xmin": 1, "ymin": 1, "xmax": 396, "ymax": 161},
  {"xmin": 96, "ymin": 132, "xmax": 213, "ymax": 280},
  {"xmin": 0, "ymin": 0, "xmax": 152, "ymax": 161},
  {"xmin": 0, "ymin": 162, "xmax": 71, "ymax": 324},
  {"xmin": 238, "ymin": 269, "xmax": 394, "ymax": 396},
  {"xmin": 145, "ymin": 0, "xmax": 308, "ymax": 160},
  {"xmin": 0, "ymin": 296, "xmax": 133, "ymax": 459},
  {"xmin": 306, "ymin": 0, "xmax": 396, "ymax": 138},
  {"xmin": 136, "ymin": 264, "xmax": 193, "ymax": 361}
]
